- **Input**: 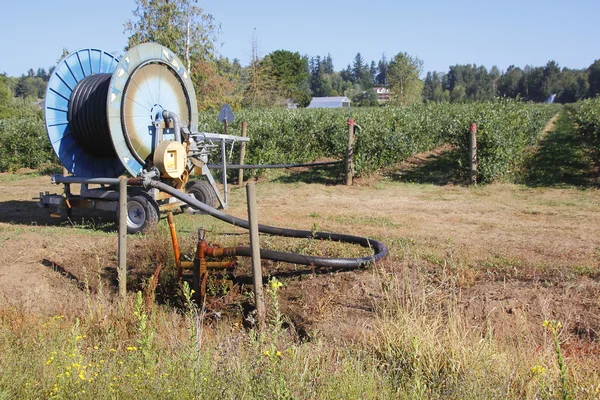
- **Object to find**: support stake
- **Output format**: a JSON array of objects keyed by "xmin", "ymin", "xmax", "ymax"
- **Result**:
[
  {"xmin": 118, "ymin": 176, "xmax": 127, "ymax": 299},
  {"xmin": 346, "ymin": 118, "xmax": 355, "ymax": 186},
  {"xmin": 246, "ymin": 181, "xmax": 265, "ymax": 330},
  {"xmin": 238, "ymin": 121, "xmax": 247, "ymax": 185},
  {"xmin": 469, "ymin": 123, "xmax": 478, "ymax": 185},
  {"xmin": 221, "ymin": 138, "xmax": 228, "ymax": 205}
]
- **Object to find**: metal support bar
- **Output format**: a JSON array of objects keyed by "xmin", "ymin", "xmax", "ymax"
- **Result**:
[
  {"xmin": 207, "ymin": 160, "xmax": 342, "ymax": 170},
  {"xmin": 221, "ymin": 139, "xmax": 228, "ymax": 205},
  {"xmin": 52, "ymin": 175, "xmax": 123, "ymax": 185},
  {"xmin": 238, "ymin": 121, "xmax": 247, "ymax": 185}
]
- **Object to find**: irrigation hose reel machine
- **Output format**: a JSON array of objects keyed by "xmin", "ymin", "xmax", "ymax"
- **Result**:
[
  {"xmin": 39, "ymin": 42, "xmax": 389, "ymax": 293},
  {"xmin": 41, "ymin": 42, "xmax": 247, "ymax": 233}
]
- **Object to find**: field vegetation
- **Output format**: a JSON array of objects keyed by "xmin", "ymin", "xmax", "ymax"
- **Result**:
[
  {"xmin": 1, "ymin": 0, "xmax": 600, "ymax": 397},
  {"xmin": 1, "ymin": 99, "xmax": 600, "ymax": 397},
  {"xmin": 201, "ymin": 99, "xmax": 559, "ymax": 183}
]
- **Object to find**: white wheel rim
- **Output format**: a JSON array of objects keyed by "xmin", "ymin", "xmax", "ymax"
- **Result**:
[{"xmin": 127, "ymin": 200, "xmax": 146, "ymax": 229}]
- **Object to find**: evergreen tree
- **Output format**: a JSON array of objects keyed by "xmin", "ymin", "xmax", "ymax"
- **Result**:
[
  {"xmin": 375, "ymin": 54, "xmax": 388, "ymax": 86},
  {"xmin": 322, "ymin": 54, "xmax": 334, "ymax": 74}
]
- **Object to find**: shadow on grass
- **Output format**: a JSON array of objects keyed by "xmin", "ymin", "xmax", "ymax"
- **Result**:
[
  {"xmin": 0, "ymin": 199, "xmax": 117, "ymax": 233},
  {"xmin": 387, "ymin": 147, "xmax": 466, "ymax": 185},
  {"xmin": 273, "ymin": 163, "xmax": 345, "ymax": 185},
  {"xmin": 525, "ymin": 110, "xmax": 598, "ymax": 188}
]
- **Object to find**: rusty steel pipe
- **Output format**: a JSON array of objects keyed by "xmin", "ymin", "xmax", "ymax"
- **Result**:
[
  {"xmin": 166, "ymin": 212, "xmax": 183, "ymax": 280},
  {"xmin": 204, "ymin": 247, "xmax": 238, "ymax": 258},
  {"xmin": 206, "ymin": 261, "xmax": 238, "ymax": 269}
]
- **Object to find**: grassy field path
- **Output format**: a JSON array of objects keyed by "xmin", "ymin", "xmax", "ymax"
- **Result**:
[{"xmin": 526, "ymin": 108, "xmax": 598, "ymax": 187}]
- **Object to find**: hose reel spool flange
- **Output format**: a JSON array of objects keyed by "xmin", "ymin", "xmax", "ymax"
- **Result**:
[{"xmin": 44, "ymin": 43, "xmax": 198, "ymax": 178}]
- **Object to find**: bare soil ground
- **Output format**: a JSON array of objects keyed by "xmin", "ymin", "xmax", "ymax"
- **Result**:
[{"xmin": 1, "ymin": 167, "xmax": 599, "ymax": 352}]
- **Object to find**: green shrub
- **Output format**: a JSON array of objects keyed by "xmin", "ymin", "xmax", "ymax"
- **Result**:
[
  {"xmin": 0, "ymin": 115, "xmax": 57, "ymax": 172},
  {"xmin": 571, "ymin": 98, "xmax": 600, "ymax": 154}
]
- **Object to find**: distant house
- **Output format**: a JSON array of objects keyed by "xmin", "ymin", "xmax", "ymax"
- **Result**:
[
  {"xmin": 307, "ymin": 96, "xmax": 350, "ymax": 108},
  {"xmin": 373, "ymin": 87, "xmax": 391, "ymax": 103}
]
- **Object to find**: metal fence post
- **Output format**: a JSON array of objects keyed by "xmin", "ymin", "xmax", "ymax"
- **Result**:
[
  {"xmin": 238, "ymin": 121, "xmax": 247, "ymax": 185},
  {"xmin": 221, "ymin": 138, "xmax": 228, "ymax": 205},
  {"xmin": 118, "ymin": 176, "xmax": 127, "ymax": 298},
  {"xmin": 246, "ymin": 181, "xmax": 265, "ymax": 330},
  {"xmin": 346, "ymin": 118, "xmax": 355, "ymax": 186},
  {"xmin": 469, "ymin": 123, "xmax": 478, "ymax": 185}
]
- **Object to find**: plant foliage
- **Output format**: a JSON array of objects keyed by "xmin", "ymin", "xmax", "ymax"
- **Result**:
[{"xmin": 198, "ymin": 100, "xmax": 558, "ymax": 183}]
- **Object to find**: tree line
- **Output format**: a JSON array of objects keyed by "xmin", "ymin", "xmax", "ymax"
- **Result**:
[
  {"xmin": 2, "ymin": 0, "xmax": 599, "ymax": 110},
  {"xmin": 423, "ymin": 61, "xmax": 599, "ymax": 104}
]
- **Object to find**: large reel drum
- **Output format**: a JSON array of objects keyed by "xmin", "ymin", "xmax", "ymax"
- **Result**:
[{"xmin": 44, "ymin": 43, "xmax": 198, "ymax": 178}]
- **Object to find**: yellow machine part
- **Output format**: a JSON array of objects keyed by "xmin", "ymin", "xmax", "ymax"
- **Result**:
[{"xmin": 153, "ymin": 140, "xmax": 187, "ymax": 179}]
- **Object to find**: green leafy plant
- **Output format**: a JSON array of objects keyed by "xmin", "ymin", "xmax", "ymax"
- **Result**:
[{"xmin": 197, "ymin": 100, "xmax": 557, "ymax": 183}]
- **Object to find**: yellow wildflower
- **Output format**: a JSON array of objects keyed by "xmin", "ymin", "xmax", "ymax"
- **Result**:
[
  {"xmin": 270, "ymin": 279, "xmax": 283, "ymax": 290},
  {"xmin": 531, "ymin": 365, "xmax": 546, "ymax": 376}
]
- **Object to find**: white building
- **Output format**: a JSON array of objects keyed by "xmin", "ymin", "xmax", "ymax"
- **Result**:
[{"xmin": 307, "ymin": 96, "xmax": 351, "ymax": 108}]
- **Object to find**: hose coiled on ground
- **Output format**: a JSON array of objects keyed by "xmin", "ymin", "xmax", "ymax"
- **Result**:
[{"xmin": 144, "ymin": 179, "xmax": 388, "ymax": 269}]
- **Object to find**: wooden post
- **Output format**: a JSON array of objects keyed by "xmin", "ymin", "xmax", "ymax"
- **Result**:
[
  {"xmin": 346, "ymin": 118, "xmax": 355, "ymax": 186},
  {"xmin": 246, "ymin": 181, "xmax": 265, "ymax": 329},
  {"xmin": 469, "ymin": 123, "xmax": 477, "ymax": 185},
  {"xmin": 238, "ymin": 121, "xmax": 247, "ymax": 185},
  {"xmin": 118, "ymin": 176, "xmax": 127, "ymax": 299}
]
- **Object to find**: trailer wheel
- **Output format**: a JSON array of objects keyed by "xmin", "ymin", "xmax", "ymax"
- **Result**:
[
  {"xmin": 185, "ymin": 180, "xmax": 217, "ymax": 214},
  {"xmin": 123, "ymin": 194, "xmax": 159, "ymax": 234}
]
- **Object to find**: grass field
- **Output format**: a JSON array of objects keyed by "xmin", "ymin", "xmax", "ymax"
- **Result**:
[{"xmin": 1, "ymin": 108, "xmax": 600, "ymax": 398}]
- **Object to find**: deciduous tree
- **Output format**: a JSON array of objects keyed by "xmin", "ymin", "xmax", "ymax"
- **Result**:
[{"xmin": 387, "ymin": 52, "xmax": 423, "ymax": 106}]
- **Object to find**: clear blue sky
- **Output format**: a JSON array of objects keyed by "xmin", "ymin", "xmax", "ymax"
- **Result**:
[{"xmin": 1, "ymin": 0, "xmax": 599, "ymax": 77}]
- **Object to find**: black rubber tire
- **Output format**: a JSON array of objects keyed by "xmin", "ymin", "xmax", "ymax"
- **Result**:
[
  {"xmin": 185, "ymin": 180, "xmax": 217, "ymax": 213},
  {"xmin": 120, "ymin": 194, "xmax": 159, "ymax": 234}
]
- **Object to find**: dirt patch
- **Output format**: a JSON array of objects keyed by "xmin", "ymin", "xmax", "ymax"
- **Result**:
[
  {"xmin": 1, "ymin": 172, "xmax": 600, "ymax": 349},
  {"xmin": 460, "ymin": 278, "xmax": 600, "ymax": 348}
]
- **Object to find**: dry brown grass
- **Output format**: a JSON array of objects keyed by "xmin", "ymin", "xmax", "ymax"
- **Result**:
[{"xmin": 1, "ymin": 171, "xmax": 600, "ymax": 397}]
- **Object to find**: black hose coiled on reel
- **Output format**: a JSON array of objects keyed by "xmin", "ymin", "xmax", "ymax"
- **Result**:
[{"xmin": 68, "ymin": 73, "xmax": 116, "ymax": 158}]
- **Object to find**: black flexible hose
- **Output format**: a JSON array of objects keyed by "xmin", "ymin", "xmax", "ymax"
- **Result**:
[
  {"xmin": 143, "ymin": 179, "xmax": 388, "ymax": 269},
  {"xmin": 68, "ymin": 73, "xmax": 115, "ymax": 158},
  {"xmin": 206, "ymin": 160, "xmax": 343, "ymax": 170}
]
